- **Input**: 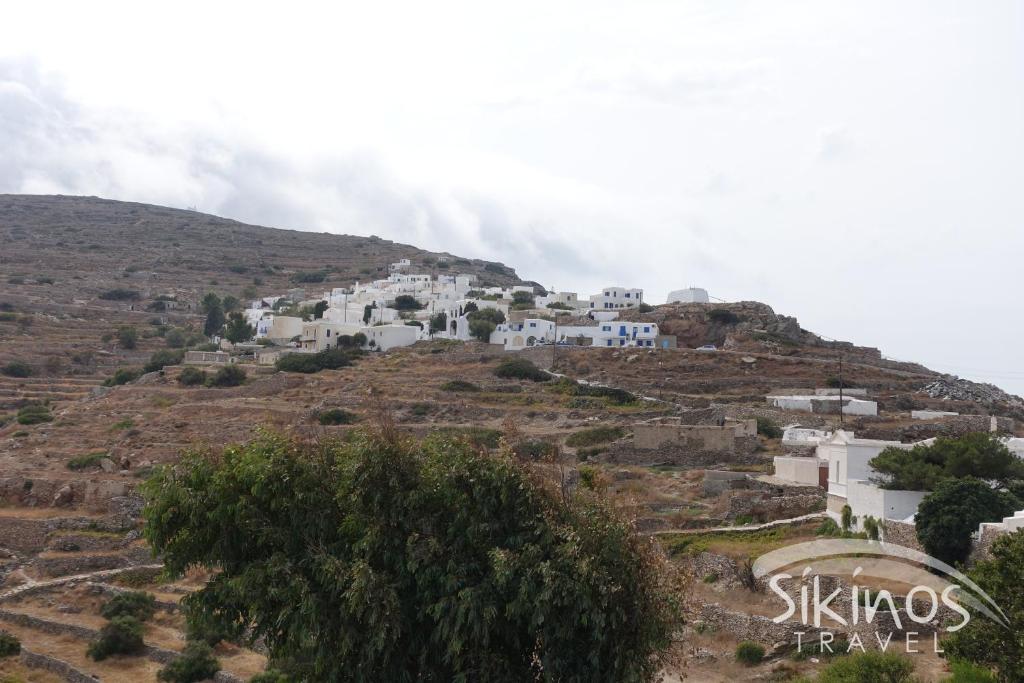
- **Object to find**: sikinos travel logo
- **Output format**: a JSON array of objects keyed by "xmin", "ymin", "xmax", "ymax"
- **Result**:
[{"xmin": 753, "ymin": 539, "xmax": 1008, "ymax": 655}]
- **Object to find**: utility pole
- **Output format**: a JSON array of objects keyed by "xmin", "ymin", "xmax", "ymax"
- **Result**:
[
  {"xmin": 838, "ymin": 352, "xmax": 844, "ymax": 426},
  {"xmin": 552, "ymin": 315, "xmax": 558, "ymax": 369}
]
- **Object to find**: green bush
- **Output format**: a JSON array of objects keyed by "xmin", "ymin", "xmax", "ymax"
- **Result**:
[
  {"xmin": 250, "ymin": 671, "xmax": 290, "ymax": 683},
  {"xmin": 392, "ymin": 295, "xmax": 423, "ymax": 311},
  {"xmin": 816, "ymin": 518, "xmax": 841, "ymax": 536},
  {"xmin": 317, "ymin": 409, "xmax": 357, "ymax": 426},
  {"xmin": 707, "ymin": 309, "xmax": 740, "ymax": 324},
  {"xmin": 101, "ymin": 591, "xmax": 157, "ymax": 621},
  {"xmin": 17, "ymin": 403, "xmax": 52, "ymax": 425},
  {"xmin": 2, "ymin": 361, "xmax": 32, "ymax": 378},
  {"xmin": 947, "ymin": 660, "xmax": 996, "ymax": 682},
  {"xmin": 814, "ymin": 652, "xmax": 914, "ymax": 682},
  {"xmin": 514, "ymin": 439, "xmax": 556, "ymax": 460},
  {"xmin": 157, "ymin": 641, "xmax": 220, "ymax": 683},
  {"xmin": 99, "ymin": 289, "xmax": 140, "ymax": 301},
  {"xmin": 566, "ymin": 426, "xmax": 626, "ymax": 448},
  {"xmin": 87, "ymin": 615, "xmax": 145, "ymax": 661},
  {"xmin": 276, "ymin": 348, "xmax": 362, "ymax": 374},
  {"xmin": 440, "ymin": 380, "xmax": 480, "ymax": 392},
  {"xmin": 735, "ymin": 641, "xmax": 765, "ymax": 666},
  {"xmin": 144, "ymin": 349, "xmax": 185, "ymax": 373},
  {"xmin": 0, "ymin": 631, "xmax": 20, "ymax": 658},
  {"xmin": 117, "ymin": 326, "xmax": 139, "ymax": 349},
  {"xmin": 104, "ymin": 367, "xmax": 143, "ymax": 386},
  {"xmin": 67, "ymin": 452, "xmax": 108, "ymax": 471},
  {"xmin": 165, "ymin": 328, "xmax": 188, "ymax": 348},
  {"xmin": 638, "ymin": 303, "xmax": 654, "ymax": 313},
  {"xmin": 756, "ymin": 417, "xmax": 783, "ymax": 439},
  {"xmin": 178, "ymin": 366, "xmax": 207, "ymax": 386},
  {"xmin": 494, "ymin": 358, "xmax": 551, "ymax": 382},
  {"xmin": 206, "ymin": 364, "xmax": 246, "ymax": 387},
  {"xmin": 290, "ymin": 270, "xmax": 327, "ymax": 284}
]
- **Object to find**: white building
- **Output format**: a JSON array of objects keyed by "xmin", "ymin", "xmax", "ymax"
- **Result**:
[
  {"xmin": 666, "ymin": 287, "xmax": 709, "ymax": 304},
  {"xmin": 489, "ymin": 318, "xmax": 660, "ymax": 350},
  {"xmin": 588, "ymin": 286, "xmax": 644, "ymax": 310},
  {"xmin": 766, "ymin": 394, "xmax": 878, "ymax": 416}
]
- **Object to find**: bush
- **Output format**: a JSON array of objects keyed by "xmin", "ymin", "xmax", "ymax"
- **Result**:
[
  {"xmin": 756, "ymin": 417, "xmax": 783, "ymax": 439},
  {"xmin": 947, "ymin": 660, "xmax": 996, "ymax": 682},
  {"xmin": 17, "ymin": 403, "xmax": 53, "ymax": 425},
  {"xmin": 814, "ymin": 652, "xmax": 914, "ymax": 682},
  {"xmin": 178, "ymin": 366, "xmax": 207, "ymax": 386},
  {"xmin": 117, "ymin": 326, "xmax": 139, "ymax": 349},
  {"xmin": 67, "ymin": 452, "xmax": 108, "ymax": 471},
  {"xmin": 566, "ymin": 426, "xmax": 626, "ymax": 448},
  {"xmin": 103, "ymin": 367, "xmax": 143, "ymax": 386},
  {"xmin": 0, "ymin": 631, "xmax": 20, "ymax": 658},
  {"xmin": 317, "ymin": 409, "xmax": 357, "ymax": 426},
  {"xmin": 87, "ymin": 615, "xmax": 145, "ymax": 661},
  {"xmin": 514, "ymin": 439, "xmax": 556, "ymax": 460},
  {"xmin": 638, "ymin": 303, "xmax": 654, "ymax": 313},
  {"xmin": 431, "ymin": 426, "xmax": 503, "ymax": 449},
  {"xmin": 99, "ymin": 289, "xmax": 140, "ymax": 301},
  {"xmin": 553, "ymin": 378, "xmax": 636, "ymax": 406},
  {"xmin": 707, "ymin": 309, "xmax": 740, "ymax": 324},
  {"xmin": 290, "ymin": 270, "xmax": 327, "ymax": 284},
  {"xmin": 250, "ymin": 672, "xmax": 290, "ymax": 683},
  {"xmin": 101, "ymin": 591, "xmax": 157, "ymax": 621},
  {"xmin": 205, "ymin": 365, "xmax": 246, "ymax": 388},
  {"xmin": 276, "ymin": 348, "xmax": 362, "ymax": 374},
  {"xmin": 144, "ymin": 349, "xmax": 185, "ymax": 373},
  {"xmin": 164, "ymin": 328, "xmax": 188, "ymax": 348},
  {"xmin": 440, "ymin": 380, "xmax": 480, "ymax": 392},
  {"xmin": 915, "ymin": 477, "xmax": 1017, "ymax": 565},
  {"xmin": 157, "ymin": 641, "xmax": 220, "ymax": 683},
  {"xmin": 494, "ymin": 358, "xmax": 551, "ymax": 382},
  {"xmin": 392, "ymin": 295, "xmax": 423, "ymax": 311},
  {"xmin": 1, "ymin": 361, "xmax": 32, "ymax": 377},
  {"xmin": 816, "ymin": 518, "xmax": 841, "ymax": 536},
  {"xmin": 825, "ymin": 375, "xmax": 856, "ymax": 389},
  {"xmin": 735, "ymin": 641, "xmax": 765, "ymax": 666}
]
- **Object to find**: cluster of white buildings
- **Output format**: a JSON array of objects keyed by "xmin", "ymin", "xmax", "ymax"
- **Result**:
[
  {"xmin": 773, "ymin": 428, "xmax": 1024, "ymax": 539},
  {"xmin": 241, "ymin": 267, "xmax": 672, "ymax": 354}
]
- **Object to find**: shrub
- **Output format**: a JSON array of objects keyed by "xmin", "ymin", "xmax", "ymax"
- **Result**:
[
  {"xmin": 638, "ymin": 303, "xmax": 654, "ymax": 313},
  {"xmin": 1, "ymin": 361, "xmax": 32, "ymax": 378},
  {"xmin": 947, "ymin": 660, "xmax": 996, "ymax": 682},
  {"xmin": 17, "ymin": 403, "xmax": 53, "ymax": 425},
  {"xmin": 825, "ymin": 375, "xmax": 856, "ymax": 389},
  {"xmin": 494, "ymin": 358, "xmax": 551, "ymax": 382},
  {"xmin": 841, "ymin": 505, "xmax": 853, "ymax": 532},
  {"xmin": 431, "ymin": 426, "xmax": 503, "ymax": 449},
  {"xmin": 514, "ymin": 439, "xmax": 556, "ymax": 460},
  {"xmin": 756, "ymin": 417, "xmax": 783, "ymax": 439},
  {"xmin": 862, "ymin": 515, "xmax": 880, "ymax": 541},
  {"xmin": 157, "ymin": 641, "xmax": 220, "ymax": 683},
  {"xmin": 440, "ymin": 380, "xmax": 480, "ymax": 392},
  {"xmin": 392, "ymin": 295, "xmax": 423, "ymax": 311},
  {"xmin": 0, "ymin": 631, "xmax": 20, "ymax": 658},
  {"xmin": 250, "ymin": 672, "xmax": 290, "ymax": 683},
  {"xmin": 103, "ymin": 368, "xmax": 143, "ymax": 386},
  {"xmin": 117, "ymin": 326, "xmax": 139, "ymax": 349},
  {"xmin": 87, "ymin": 615, "xmax": 145, "ymax": 661},
  {"xmin": 67, "ymin": 452, "xmax": 108, "ymax": 471},
  {"xmin": 144, "ymin": 349, "xmax": 185, "ymax": 373},
  {"xmin": 707, "ymin": 309, "xmax": 740, "ymax": 324},
  {"xmin": 178, "ymin": 366, "xmax": 207, "ymax": 386},
  {"xmin": 735, "ymin": 641, "xmax": 765, "ymax": 666},
  {"xmin": 290, "ymin": 271, "xmax": 327, "ymax": 284},
  {"xmin": 276, "ymin": 348, "xmax": 362, "ymax": 374},
  {"xmin": 101, "ymin": 591, "xmax": 157, "ymax": 621},
  {"xmin": 99, "ymin": 289, "xmax": 140, "ymax": 301},
  {"xmin": 317, "ymin": 409, "xmax": 357, "ymax": 426},
  {"xmin": 205, "ymin": 365, "xmax": 246, "ymax": 388},
  {"xmin": 566, "ymin": 426, "xmax": 626, "ymax": 448},
  {"xmin": 165, "ymin": 328, "xmax": 188, "ymax": 348},
  {"xmin": 814, "ymin": 652, "xmax": 914, "ymax": 682},
  {"xmin": 816, "ymin": 518, "xmax": 841, "ymax": 536}
]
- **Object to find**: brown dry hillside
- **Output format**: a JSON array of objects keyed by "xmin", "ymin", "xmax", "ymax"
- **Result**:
[{"xmin": 0, "ymin": 194, "xmax": 532, "ymax": 409}]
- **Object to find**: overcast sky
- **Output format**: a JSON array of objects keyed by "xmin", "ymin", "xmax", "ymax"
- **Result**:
[{"xmin": 1, "ymin": 1, "xmax": 1022, "ymax": 395}]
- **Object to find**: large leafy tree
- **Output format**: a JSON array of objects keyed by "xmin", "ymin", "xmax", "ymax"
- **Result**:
[
  {"xmin": 944, "ymin": 530, "xmax": 1024, "ymax": 682},
  {"xmin": 142, "ymin": 430, "xmax": 681, "ymax": 682},
  {"xmin": 222, "ymin": 312, "xmax": 254, "ymax": 344},
  {"xmin": 915, "ymin": 477, "xmax": 1018, "ymax": 565},
  {"xmin": 870, "ymin": 433, "xmax": 1024, "ymax": 491},
  {"xmin": 203, "ymin": 294, "xmax": 226, "ymax": 337}
]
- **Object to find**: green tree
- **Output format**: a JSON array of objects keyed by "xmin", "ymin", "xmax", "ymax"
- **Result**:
[
  {"xmin": 165, "ymin": 328, "xmax": 187, "ymax": 348},
  {"xmin": 944, "ymin": 530, "xmax": 1024, "ymax": 682},
  {"xmin": 87, "ymin": 616, "xmax": 145, "ymax": 661},
  {"xmin": 223, "ymin": 312, "xmax": 254, "ymax": 344},
  {"xmin": 200, "ymin": 293, "xmax": 221, "ymax": 314},
  {"xmin": 870, "ymin": 433, "xmax": 1024, "ymax": 491},
  {"xmin": 157, "ymin": 641, "xmax": 220, "ymax": 683},
  {"xmin": 142, "ymin": 430, "xmax": 681, "ymax": 682},
  {"xmin": 392, "ymin": 295, "xmax": 423, "ymax": 311},
  {"xmin": 429, "ymin": 311, "xmax": 447, "ymax": 335},
  {"xmin": 221, "ymin": 295, "xmax": 241, "ymax": 313},
  {"xmin": 312, "ymin": 300, "xmax": 328, "ymax": 319},
  {"xmin": 362, "ymin": 303, "xmax": 375, "ymax": 324},
  {"xmin": 204, "ymin": 300, "xmax": 226, "ymax": 338},
  {"xmin": 467, "ymin": 307, "xmax": 506, "ymax": 342},
  {"xmin": 117, "ymin": 326, "xmax": 138, "ymax": 350},
  {"xmin": 915, "ymin": 477, "xmax": 1017, "ymax": 565}
]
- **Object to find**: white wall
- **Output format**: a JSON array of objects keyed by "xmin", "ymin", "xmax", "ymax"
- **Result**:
[
  {"xmin": 666, "ymin": 287, "xmax": 709, "ymax": 303},
  {"xmin": 773, "ymin": 456, "xmax": 823, "ymax": 486},
  {"xmin": 846, "ymin": 479, "xmax": 927, "ymax": 525}
]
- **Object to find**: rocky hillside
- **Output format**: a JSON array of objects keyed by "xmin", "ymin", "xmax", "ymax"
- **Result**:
[{"xmin": 0, "ymin": 195, "xmax": 533, "ymax": 408}]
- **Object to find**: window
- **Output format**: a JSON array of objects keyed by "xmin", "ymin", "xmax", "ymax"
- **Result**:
[
  {"xmin": 625, "ymin": 292, "xmax": 631, "ymax": 298},
  {"xmin": 643, "ymin": 326, "xmax": 650, "ymax": 333},
  {"xmin": 606, "ymin": 340, "xmax": 612, "ymax": 346},
  {"xmin": 619, "ymin": 340, "xmax": 625, "ymax": 346},
  {"xmin": 604, "ymin": 291, "xmax": 609, "ymax": 296},
  {"xmin": 602, "ymin": 325, "xmax": 610, "ymax": 332},
  {"xmin": 326, "ymin": 329, "xmax": 331, "ymax": 337},
  {"xmin": 529, "ymin": 322, "xmax": 536, "ymax": 327}
]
